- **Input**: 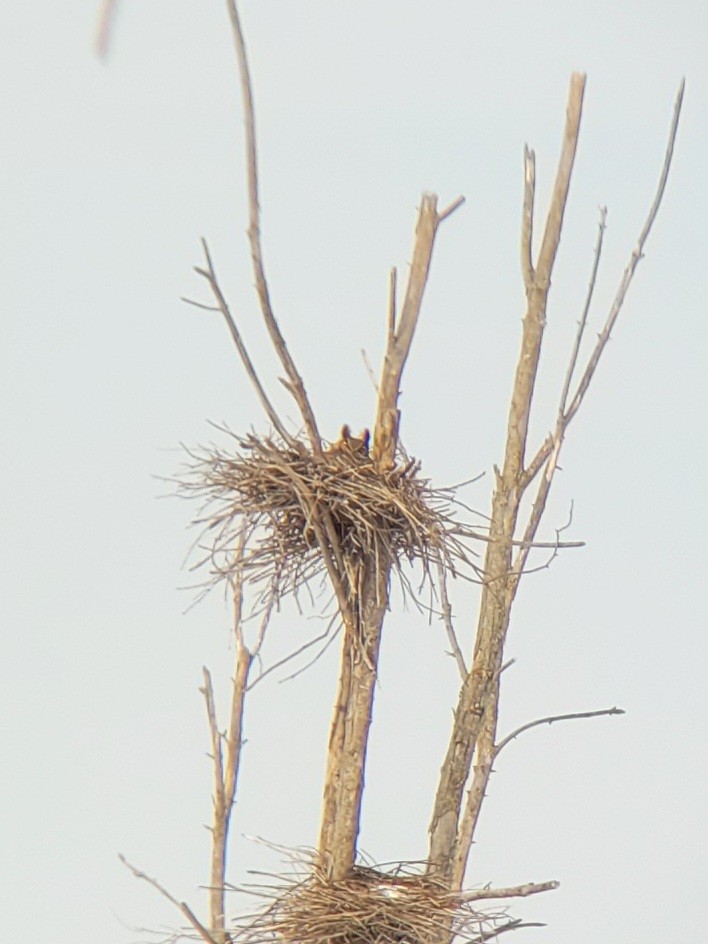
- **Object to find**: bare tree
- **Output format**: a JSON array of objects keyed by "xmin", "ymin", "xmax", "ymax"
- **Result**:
[{"xmin": 111, "ymin": 2, "xmax": 684, "ymax": 942}]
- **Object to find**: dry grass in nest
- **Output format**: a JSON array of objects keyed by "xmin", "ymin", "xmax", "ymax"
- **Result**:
[
  {"xmin": 180, "ymin": 430, "xmax": 477, "ymax": 604},
  {"xmin": 232, "ymin": 863, "xmax": 527, "ymax": 944}
]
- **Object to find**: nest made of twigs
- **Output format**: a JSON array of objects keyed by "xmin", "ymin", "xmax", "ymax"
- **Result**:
[
  {"xmin": 233, "ymin": 863, "xmax": 524, "ymax": 944},
  {"xmin": 181, "ymin": 429, "xmax": 475, "ymax": 604}
]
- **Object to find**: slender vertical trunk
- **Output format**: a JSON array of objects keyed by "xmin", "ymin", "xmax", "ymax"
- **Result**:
[{"xmin": 318, "ymin": 558, "xmax": 390, "ymax": 880}]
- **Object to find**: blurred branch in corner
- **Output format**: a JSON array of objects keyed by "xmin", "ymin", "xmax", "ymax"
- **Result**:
[{"xmin": 95, "ymin": 0, "xmax": 120, "ymax": 59}]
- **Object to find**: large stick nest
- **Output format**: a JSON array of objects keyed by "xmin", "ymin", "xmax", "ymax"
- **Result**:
[
  {"xmin": 233, "ymin": 863, "xmax": 528, "ymax": 944},
  {"xmin": 181, "ymin": 429, "xmax": 477, "ymax": 604}
]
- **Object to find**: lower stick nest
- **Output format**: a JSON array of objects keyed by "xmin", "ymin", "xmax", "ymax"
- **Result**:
[
  {"xmin": 181, "ymin": 430, "xmax": 475, "ymax": 603},
  {"xmin": 234, "ymin": 863, "xmax": 522, "ymax": 944}
]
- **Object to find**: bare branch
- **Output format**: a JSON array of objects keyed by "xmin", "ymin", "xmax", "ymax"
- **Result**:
[
  {"xmin": 510, "ymin": 436, "xmax": 563, "ymax": 581},
  {"xmin": 494, "ymin": 706, "xmax": 625, "ymax": 758},
  {"xmin": 436, "ymin": 560, "xmax": 467, "ymax": 680},
  {"xmin": 195, "ymin": 241, "xmax": 295, "ymax": 446},
  {"xmin": 119, "ymin": 855, "xmax": 219, "ymax": 944},
  {"xmin": 278, "ymin": 624, "xmax": 341, "ymax": 682},
  {"xmin": 511, "ymin": 217, "xmax": 606, "ymax": 574},
  {"xmin": 427, "ymin": 76, "xmax": 586, "ymax": 887},
  {"xmin": 467, "ymin": 530, "xmax": 584, "ymax": 551},
  {"xmin": 373, "ymin": 193, "xmax": 463, "ymax": 468},
  {"xmin": 201, "ymin": 667, "xmax": 225, "ymax": 809},
  {"xmin": 387, "ymin": 267, "xmax": 397, "ymax": 343},
  {"xmin": 248, "ymin": 584, "xmax": 275, "ymax": 659},
  {"xmin": 512, "ymin": 73, "xmax": 585, "ymax": 479},
  {"xmin": 319, "ymin": 195, "xmax": 462, "ymax": 881},
  {"xmin": 224, "ymin": 652, "xmax": 252, "ymax": 810},
  {"xmin": 448, "ymin": 702, "xmax": 624, "ymax": 889},
  {"xmin": 182, "ymin": 296, "xmax": 221, "ymax": 313},
  {"xmin": 524, "ymin": 79, "xmax": 685, "ymax": 482},
  {"xmin": 457, "ymin": 879, "xmax": 560, "ymax": 902},
  {"xmin": 225, "ymin": 0, "xmax": 321, "ymax": 451},
  {"xmin": 230, "ymin": 529, "xmax": 247, "ymax": 645},
  {"xmin": 563, "ymin": 77, "xmax": 684, "ymax": 426},
  {"xmin": 438, "ymin": 194, "xmax": 466, "ymax": 223},
  {"xmin": 559, "ymin": 206, "xmax": 608, "ymax": 416},
  {"xmin": 536, "ymin": 73, "xmax": 586, "ymax": 282},
  {"xmin": 520, "ymin": 146, "xmax": 536, "ymax": 286},
  {"xmin": 520, "ymin": 206, "xmax": 607, "ymax": 493},
  {"xmin": 360, "ymin": 348, "xmax": 380, "ymax": 393},
  {"xmin": 440, "ymin": 86, "xmax": 682, "ymax": 890},
  {"xmin": 512, "ymin": 82, "xmax": 683, "ymax": 578},
  {"xmin": 451, "ymin": 736, "xmax": 493, "ymax": 887},
  {"xmin": 196, "ymin": 528, "xmax": 260, "ymax": 943},
  {"xmin": 247, "ymin": 617, "xmax": 339, "ymax": 691}
]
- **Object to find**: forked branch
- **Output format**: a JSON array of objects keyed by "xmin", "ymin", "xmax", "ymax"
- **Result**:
[
  {"xmin": 200, "ymin": 531, "xmax": 269, "ymax": 943},
  {"xmin": 373, "ymin": 193, "xmax": 464, "ymax": 468},
  {"xmin": 522, "ymin": 78, "xmax": 685, "ymax": 489},
  {"xmin": 318, "ymin": 191, "xmax": 464, "ymax": 883},
  {"xmin": 428, "ymin": 74, "xmax": 683, "ymax": 897},
  {"xmin": 561, "ymin": 79, "xmax": 685, "ymax": 430},
  {"xmin": 189, "ymin": 240, "xmax": 295, "ymax": 447},
  {"xmin": 427, "ymin": 74, "xmax": 586, "ymax": 888},
  {"xmin": 512, "ymin": 206, "xmax": 607, "ymax": 577}
]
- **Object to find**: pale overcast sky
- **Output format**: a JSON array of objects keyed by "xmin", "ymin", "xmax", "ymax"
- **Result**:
[{"xmin": 2, "ymin": 3, "xmax": 707, "ymax": 944}]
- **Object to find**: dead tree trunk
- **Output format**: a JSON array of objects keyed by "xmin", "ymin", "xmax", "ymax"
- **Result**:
[
  {"xmin": 113, "ymin": 2, "xmax": 684, "ymax": 941},
  {"xmin": 427, "ymin": 74, "xmax": 585, "ymax": 885},
  {"xmin": 318, "ymin": 194, "xmax": 464, "ymax": 880}
]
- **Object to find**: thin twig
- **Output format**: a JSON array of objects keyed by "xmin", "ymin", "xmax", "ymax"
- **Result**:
[
  {"xmin": 438, "ymin": 195, "xmax": 466, "ymax": 223},
  {"xmin": 457, "ymin": 879, "xmax": 559, "ymax": 902},
  {"xmin": 524, "ymin": 79, "xmax": 685, "ymax": 482},
  {"xmin": 468, "ymin": 530, "xmax": 584, "ymax": 550},
  {"xmin": 360, "ymin": 348, "xmax": 380, "ymax": 393},
  {"xmin": 183, "ymin": 297, "xmax": 221, "ymax": 313},
  {"xmin": 519, "ymin": 206, "xmax": 607, "ymax": 494},
  {"xmin": 248, "ymin": 618, "xmax": 340, "ymax": 691},
  {"xmin": 201, "ymin": 667, "xmax": 225, "ymax": 807},
  {"xmin": 195, "ymin": 241, "xmax": 295, "ymax": 446},
  {"xmin": 560, "ymin": 206, "xmax": 608, "ymax": 416},
  {"xmin": 436, "ymin": 560, "xmax": 467, "ymax": 679},
  {"xmin": 494, "ymin": 706, "xmax": 625, "ymax": 758},
  {"xmin": 225, "ymin": 0, "xmax": 321, "ymax": 451},
  {"xmin": 278, "ymin": 625, "xmax": 341, "ymax": 682},
  {"xmin": 119, "ymin": 855, "xmax": 219, "ymax": 944},
  {"xmin": 373, "ymin": 193, "xmax": 463, "ymax": 468},
  {"xmin": 564, "ymin": 78, "xmax": 684, "ymax": 426},
  {"xmin": 519, "ymin": 207, "xmax": 606, "ymax": 496}
]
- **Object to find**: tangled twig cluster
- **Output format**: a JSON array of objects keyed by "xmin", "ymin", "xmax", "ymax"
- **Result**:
[{"xmin": 180, "ymin": 430, "xmax": 476, "ymax": 604}]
